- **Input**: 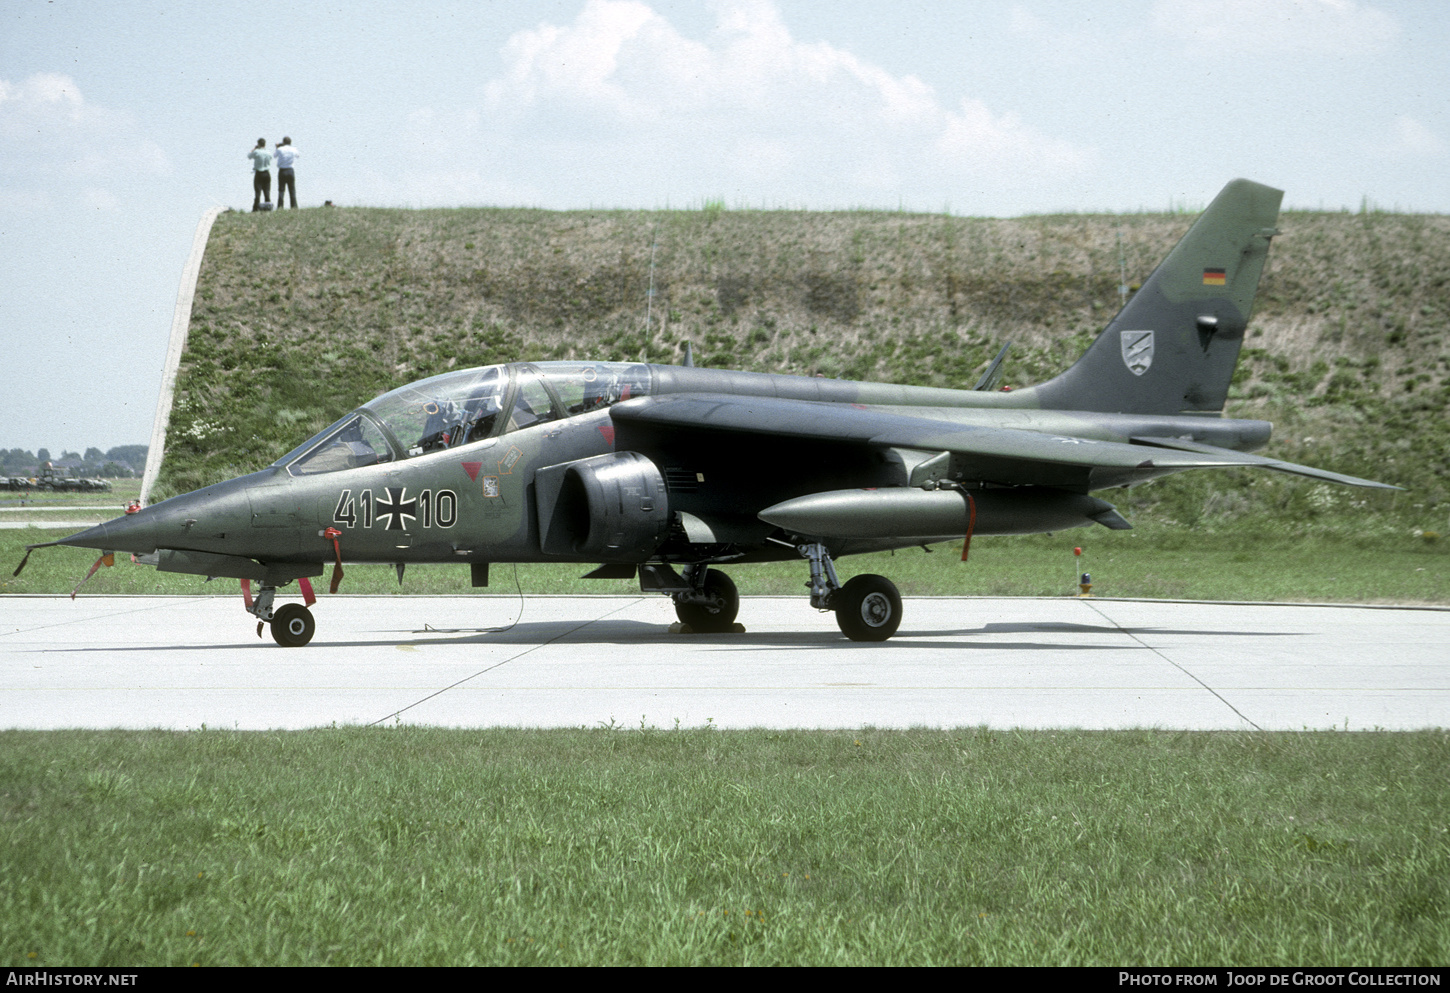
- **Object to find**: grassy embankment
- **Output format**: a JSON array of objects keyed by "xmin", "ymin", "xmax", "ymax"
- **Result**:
[{"xmin": 3, "ymin": 727, "xmax": 1446, "ymax": 966}]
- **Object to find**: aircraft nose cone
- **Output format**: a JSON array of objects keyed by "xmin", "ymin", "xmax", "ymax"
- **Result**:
[
  {"xmin": 54, "ymin": 483, "xmax": 253, "ymax": 555},
  {"xmin": 55, "ymin": 501, "xmax": 187, "ymax": 555}
]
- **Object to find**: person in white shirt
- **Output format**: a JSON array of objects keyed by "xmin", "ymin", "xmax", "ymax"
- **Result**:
[
  {"xmin": 274, "ymin": 137, "xmax": 300, "ymax": 209},
  {"xmin": 247, "ymin": 138, "xmax": 273, "ymax": 211}
]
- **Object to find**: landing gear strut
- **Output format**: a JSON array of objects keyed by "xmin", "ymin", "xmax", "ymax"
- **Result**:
[
  {"xmin": 244, "ymin": 582, "xmax": 316, "ymax": 647},
  {"xmin": 672, "ymin": 565, "xmax": 739, "ymax": 633},
  {"xmin": 798, "ymin": 542, "xmax": 903, "ymax": 642}
]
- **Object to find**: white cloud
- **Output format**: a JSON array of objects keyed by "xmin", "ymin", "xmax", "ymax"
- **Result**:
[
  {"xmin": 1008, "ymin": 6, "xmax": 1049, "ymax": 37},
  {"xmin": 1358, "ymin": 114, "xmax": 1447, "ymax": 160},
  {"xmin": 0, "ymin": 73, "xmax": 85, "ymax": 114},
  {"xmin": 1339, "ymin": 113, "xmax": 1446, "ymax": 163},
  {"xmin": 399, "ymin": 0, "xmax": 1092, "ymax": 210},
  {"xmin": 0, "ymin": 73, "xmax": 170, "ymax": 211},
  {"xmin": 937, "ymin": 98, "xmax": 1089, "ymax": 174},
  {"xmin": 1391, "ymin": 115, "xmax": 1444, "ymax": 156},
  {"xmin": 1151, "ymin": 0, "xmax": 1399, "ymax": 54}
]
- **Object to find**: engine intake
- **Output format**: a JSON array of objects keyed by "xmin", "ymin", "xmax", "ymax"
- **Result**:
[{"xmin": 537, "ymin": 452, "xmax": 671, "ymax": 560}]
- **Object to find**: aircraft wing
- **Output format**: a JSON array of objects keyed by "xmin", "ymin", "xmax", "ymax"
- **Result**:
[
  {"xmin": 1129, "ymin": 436, "xmax": 1400, "ymax": 490},
  {"xmin": 610, "ymin": 394, "xmax": 1270, "ymax": 491}
]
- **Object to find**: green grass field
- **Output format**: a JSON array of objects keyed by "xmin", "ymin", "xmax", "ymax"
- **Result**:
[{"xmin": 2, "ymin": 727, "xmax": 1445, "ymax": 966}]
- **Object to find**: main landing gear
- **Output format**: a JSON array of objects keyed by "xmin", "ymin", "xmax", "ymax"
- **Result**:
[
  {"xmin": 669, "ymin": 543, "xmax": 904, "ymax": 642},
  {"xmin": 799, "ymin": 541, "xmax": 903, "ymax": 642},
  {"xmin": 244, "ymin": 582, "xmax": 317, "ymax": 647},
  {"xmin": 671, "ymin": 564, "xmax": 740, "ymax": 633}
]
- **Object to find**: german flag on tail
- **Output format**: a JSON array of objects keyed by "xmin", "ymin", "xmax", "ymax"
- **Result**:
[{"xmin": 1202, "ymin": 267, "xmax": 1227, "ymax": 286}]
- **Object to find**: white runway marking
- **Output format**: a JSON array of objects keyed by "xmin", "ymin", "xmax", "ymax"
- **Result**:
[
  {"xmin": 0, "ymin": 521, "xmax": 107, "ymax": 529},
  {"xmin": 2, "ymin": 595, "xmax": 1446, "ymax": 731}
]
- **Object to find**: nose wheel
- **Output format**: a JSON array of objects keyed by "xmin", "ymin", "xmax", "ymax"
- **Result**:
[
  {"xmin": 271, "ymin": 603, "xmax": 316, "ymax": 647},
  {"xmin": 243, "ymin": 581, "xmax": 318, "ymax": 647}
]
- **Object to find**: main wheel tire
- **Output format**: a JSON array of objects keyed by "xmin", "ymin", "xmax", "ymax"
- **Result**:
[
  {"xmin": 271, "ymin": 603, "xmax": 316, "ymax": 647},
  {"xmin": 673, "ymin": 569, "xmax": 739, "ymax": 633},
  {"xmin": 834, "ymin": 574, "xmax": 902, "ymax": 642}
]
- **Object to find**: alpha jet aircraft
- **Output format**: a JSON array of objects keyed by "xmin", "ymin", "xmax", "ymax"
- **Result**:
[{"xmin": 21, "ymin": 179, "xmax": 1395, "ymax": 645}]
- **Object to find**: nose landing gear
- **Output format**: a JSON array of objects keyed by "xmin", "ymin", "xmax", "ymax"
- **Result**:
[
  {"xmin": 270, "ymin": 602, "xmax": 317, "ymax": 647},
  {"xmin": 242, "ymin": 580, "xmax": 317, "ymax": 647}
]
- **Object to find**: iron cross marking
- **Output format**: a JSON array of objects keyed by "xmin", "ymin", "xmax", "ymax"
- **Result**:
[{"xmin": 375, "ymin": 487, "xmax": 418, "ymax": 531}]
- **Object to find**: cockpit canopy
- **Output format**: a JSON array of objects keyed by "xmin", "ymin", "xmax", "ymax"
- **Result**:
[{"xmin": 278, "ymin": 361, "xmax": 649, "ymax": 476}]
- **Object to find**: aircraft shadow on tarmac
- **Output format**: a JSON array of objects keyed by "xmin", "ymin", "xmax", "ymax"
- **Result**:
[
  {"xmin": 634, "ymin": 620, "xmax": 1308, "ymax": 653},
  {"xmin": 37, "ymin": 618, "xmax": 1307, "ymax": 654},
  {"xmin": 976, "ymin": 622, "xmax": 1305, "ymax": 637},
  {"xmin": 40, "ymin": 617, "xmax": 661, "ymax": 652}
]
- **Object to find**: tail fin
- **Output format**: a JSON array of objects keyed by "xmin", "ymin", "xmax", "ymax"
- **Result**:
[{"xmin": 1029, "ymin": 178, "xmax": 1283, "ymax": 415}]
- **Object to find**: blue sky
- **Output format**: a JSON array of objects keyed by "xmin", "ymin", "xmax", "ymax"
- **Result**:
[{"xmin": 3, "ymin": 0, "xmax": 1448, "ymax": 455}]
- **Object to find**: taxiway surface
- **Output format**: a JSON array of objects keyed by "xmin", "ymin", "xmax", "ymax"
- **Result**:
[{"xmin": 3, "ymin": 595, "xmax": 1446, "ymax": 731}]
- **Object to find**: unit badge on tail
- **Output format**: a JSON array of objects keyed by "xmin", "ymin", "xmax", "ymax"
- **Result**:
[{"xmin": 1120, "ymin": 330, "xmax": 1154, "ymax": 376}]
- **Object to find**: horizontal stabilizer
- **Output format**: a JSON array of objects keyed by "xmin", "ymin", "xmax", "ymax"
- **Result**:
[{"xmin": 1130, "ymin": 437, "xmax": 1401, "ymax": 490}]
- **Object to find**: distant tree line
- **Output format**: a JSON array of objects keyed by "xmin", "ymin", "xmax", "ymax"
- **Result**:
[{"xmin": 1, "ymin": 445, "xmax": 147, "ymax": 479}]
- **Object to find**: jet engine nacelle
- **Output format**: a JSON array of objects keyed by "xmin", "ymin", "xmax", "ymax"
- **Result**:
[{"xmin": 535, "ymin": 451, "xmax": 672, "ymax": 561}]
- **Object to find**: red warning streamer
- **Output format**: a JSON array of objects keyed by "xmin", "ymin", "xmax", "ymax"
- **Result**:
[
  {"xmin": 959, "ymin": 491, "xmax": 977, "ymax": 562},
  {"xmin": 324, "ymin": 527, "xmax": 345, "ymax": 593},
  {"xmin": 70, "ymin": 553, "xmax": 114, "ymax": 599}
]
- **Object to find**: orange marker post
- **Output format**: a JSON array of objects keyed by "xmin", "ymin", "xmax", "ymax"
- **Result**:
[{"xmin": 1074, "ymin": 546, "xmax": 1092, "ymax": 596}]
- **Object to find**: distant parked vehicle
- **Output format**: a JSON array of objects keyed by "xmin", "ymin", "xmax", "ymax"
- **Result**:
[{"xmin": 13, "ymin": 464, "xmax": 115, "ymax": 493}]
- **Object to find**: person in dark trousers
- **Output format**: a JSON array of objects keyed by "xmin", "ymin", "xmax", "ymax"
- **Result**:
[
  {"xmin": 248, "ymin": 138, "xmax": 273, "ymax": 211},
  {"xmin": 274, "ymin": 136, "xmax": 300, "ymax": 208}
]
